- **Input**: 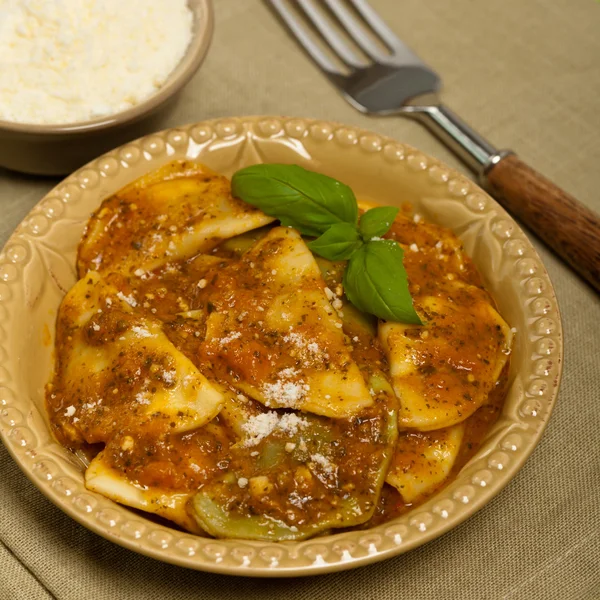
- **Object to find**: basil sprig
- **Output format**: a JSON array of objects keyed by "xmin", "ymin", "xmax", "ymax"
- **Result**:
[{"xmin": 231, "ymin": 164, "xmax": 422, "ymax": 325}]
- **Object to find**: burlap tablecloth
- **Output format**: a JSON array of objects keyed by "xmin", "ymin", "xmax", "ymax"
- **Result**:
[{"xmin": 1, "ymin": 1, "xmax": 599, "ymax": 598}]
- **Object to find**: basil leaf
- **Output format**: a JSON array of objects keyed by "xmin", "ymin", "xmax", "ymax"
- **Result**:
[
  {"xmin": 231, "ymin": 164, "xmax": 358, "ymax": 237},
  {"xmin": 359, "ymin": 206, "xmax": 399, "ymax": 240},
  {"xmin": 308, "ymin": 223, "xmax": 363, "ymax": 261},
  {"xmin": 343, "ymin": 240, "xmax": 422, "ymax": 324}
]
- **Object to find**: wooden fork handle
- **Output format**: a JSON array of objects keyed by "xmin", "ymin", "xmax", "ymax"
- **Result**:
[{"xmin": 485, "ymin": 154, "xmax": 600, "ymax": 292}]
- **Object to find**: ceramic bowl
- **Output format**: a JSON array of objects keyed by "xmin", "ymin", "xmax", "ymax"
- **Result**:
[
  {"xmin": 0, "ymin": 0, "xmax": 213, "ymax": 176},
  {"xmin": 0, "ymin": 117, "xmax": 563, "ymax": 576}
]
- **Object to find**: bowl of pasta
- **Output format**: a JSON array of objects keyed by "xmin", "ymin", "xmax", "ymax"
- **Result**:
[{"xmin": 0, "ymin": 117, "xmax": 562, "ymax": 575}]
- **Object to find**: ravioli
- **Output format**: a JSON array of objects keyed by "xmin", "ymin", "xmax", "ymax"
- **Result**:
[
  {"xmin": 46, "ymin": 271, "xmax": 224, "ymax": 447},
  {"xmin": 77, "ymin": 161, "xmax": 274, "ymax": 277},
  {"xmin": 379, "ymin": 286, "xmax": 512, "ymax": 431},
  {"xmin": 86, "ymin": 450, "xmax": 202, "ymax": 534},
  {"xmin": 187, "ymin": 255, "xmax": 398, "ymax": 540},
  {"xmin": 191, "ymin": 373, "xmax": 397, "ymax": 541},
  {"xmin": 46, "ymin": 162, "xmax": 513, "ymax": 542},
  {"xmin": 385, "ymin": 423, "xmax": 465, "ymax": 503},
  {"xmin": 85, "ymin": 418, "xmax": 234, "ymax": 534},
  {"xmin": 198, "ymin": 226, "xmax": 374, "ymax": 419},
  {"xmin": 105, "ymin": 253, "xmax": 229, "ymax": 324}
]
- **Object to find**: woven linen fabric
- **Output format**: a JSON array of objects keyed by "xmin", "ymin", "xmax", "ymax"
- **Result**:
[{"xmin": 1, "ymin": 1, "xmax": 599, "ymax": 598}]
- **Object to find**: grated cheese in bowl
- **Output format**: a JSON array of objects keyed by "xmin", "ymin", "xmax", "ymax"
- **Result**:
[{"xmin": 0, "ymin": 0, "xmax": 194, "ymax": 124}]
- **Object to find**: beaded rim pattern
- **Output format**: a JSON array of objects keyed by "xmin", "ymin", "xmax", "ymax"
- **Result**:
[{"xmin": 0, "ymin": 117, "xmax": 563, "ymax": 576}]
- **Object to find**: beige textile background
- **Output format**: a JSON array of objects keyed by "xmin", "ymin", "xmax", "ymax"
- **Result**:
[{"xmin": 1, "ymin": 1, "xmax": 599, "ymax": 598}]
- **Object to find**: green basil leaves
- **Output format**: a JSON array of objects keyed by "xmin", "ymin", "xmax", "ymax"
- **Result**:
[
  {"xmin": 231, "ymin": 164, "xmax": 358, "ymax": 237},
  {"xmin": 308, "ymin": 223, "xmax": 363, "ymax": 261},
  {"xmin": 232, "ymin": 164, "xmax": 422, "ymax": 325},
  {"xmin": 343, "ymin": 240, "xmax": 422, "ymax": 325},
  {"xmin": 358, "ymin": 206, "xmax": 399, "ymax": 240}
]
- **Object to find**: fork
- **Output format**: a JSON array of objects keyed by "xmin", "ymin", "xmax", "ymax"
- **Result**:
[{"xmin": 268, "ymin": 0, "xmax": 600, "ymax": 291}]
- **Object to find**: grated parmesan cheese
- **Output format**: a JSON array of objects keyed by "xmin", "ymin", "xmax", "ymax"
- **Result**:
[
  {"xmin": 135, "ymin": 392, "xmax": 151, "ymax": 405},
  {"xmin": 241, "ymin": 411, "xmax": 309, "ymax": 447},
  {"xmin": 262, "ymin": 380, "xmax": 309, "ymax": 408},
  {"xmin": 220, "ymin": 331, "xmax": 241, "ymax": 344},
  {"xmin": 116, "ymin": 291, "xmax": 137, "ymax": 307},
  {"xmin": 241, "ymin": 412, "xmax": 279, "ymax": 446},
  {"xmin": 278, "ymin": 413, "xmax": 309, "ymax": 435},
  {"xmin": 278, "ymin": 367, "xmax": 298, "ymax": 379},
  {"xmin": 0, "ymin": 0, "xmax": 194, "ymax": 124},
  {"xmin": 310, "ymin": 453, "xmax": 336, "ymax": 476},
  {"xmin": 130, "ymin": 326, "xmax": 153, "ymax": 338},
  {"xmin": 283, "ymin": 331, "xmax": 303, "ymax": 346},
  {"xmin": 162, "ymin": 370, "xmax": 176, "ymax": 384}
]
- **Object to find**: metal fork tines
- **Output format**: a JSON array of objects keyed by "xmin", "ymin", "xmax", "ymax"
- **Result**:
[
  {"xmin": 269, "ymin": 0, "xmax": 441, "ymax": 113},
  {"xmin": 268, "ymin": 0, "xmax": 500, "ymax": 174}
]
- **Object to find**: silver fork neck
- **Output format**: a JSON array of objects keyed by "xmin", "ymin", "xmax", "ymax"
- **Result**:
[{"xmin": 405, "ymin": 104, "xmax": 511, "ymax": 180}]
